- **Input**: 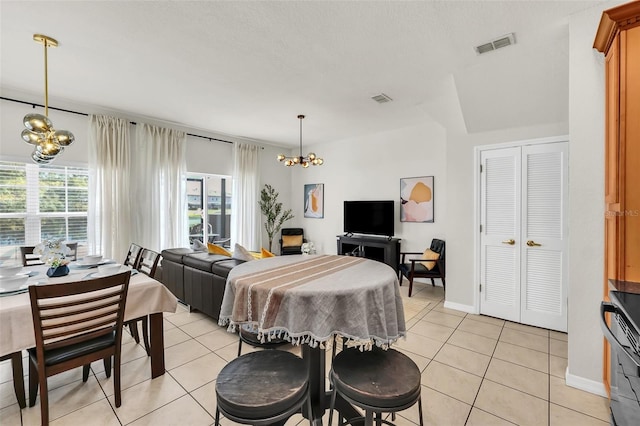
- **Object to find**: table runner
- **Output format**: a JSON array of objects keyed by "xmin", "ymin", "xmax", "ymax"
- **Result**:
[{"xmin": 219, "ymin": 254, "xmax": 406, "ymax": 350}]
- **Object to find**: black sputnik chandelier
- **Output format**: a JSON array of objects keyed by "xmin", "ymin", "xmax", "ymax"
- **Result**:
[{"xmin": 277, "ymin": 115, "xmax": 323, "ymax": 168}]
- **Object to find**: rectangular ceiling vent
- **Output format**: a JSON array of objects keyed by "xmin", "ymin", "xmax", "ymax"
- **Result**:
[
  {"xmin": 475, "ymin": 33, "xmax": 516, "ymax": 55},
  {"xmin": 371, "ymin": 93, "xmax": 393, "ymax": 104}
]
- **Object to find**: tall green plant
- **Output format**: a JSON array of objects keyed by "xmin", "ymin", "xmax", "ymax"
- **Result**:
[{"xmin": 259, "ymin": 184, "xmax": 294, "ymax": 252}]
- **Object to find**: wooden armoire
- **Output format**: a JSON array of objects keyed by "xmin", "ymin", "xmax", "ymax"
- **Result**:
[{"xmin": 594, "ymin": 0, "xmax": 640, "ymax": 394}]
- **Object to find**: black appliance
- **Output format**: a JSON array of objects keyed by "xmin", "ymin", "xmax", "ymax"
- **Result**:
[
  {"xmin": 600, "ymin": 291, "xmax": 640, "ymax": 425},
  {"xmin": 343, "ymin": 200, "xmax": 394, "ymax": 237}
]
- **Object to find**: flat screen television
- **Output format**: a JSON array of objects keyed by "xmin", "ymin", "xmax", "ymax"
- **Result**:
[{"xmin": 343, "ymin": 200, "xmax": 394, "ymax": 237}]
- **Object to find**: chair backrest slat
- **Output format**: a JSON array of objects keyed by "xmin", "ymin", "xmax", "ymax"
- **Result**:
[{"xmin": 38, "ymin": 289, "xmax": 122, "ymax": 311}]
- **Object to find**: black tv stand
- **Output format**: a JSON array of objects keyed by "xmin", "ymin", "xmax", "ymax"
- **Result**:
[{"xmin": 337, "ymin": 235, "xmax": 401, "ymax": 273}]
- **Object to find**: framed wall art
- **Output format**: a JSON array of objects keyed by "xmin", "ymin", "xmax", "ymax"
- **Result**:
[
  {"xmin": 304, "ymin": 183, "xmax": 324, "ymax": 218},
  {"xmin": 400, "ymin": 176, "xmax": 434, "ymax": 223}
]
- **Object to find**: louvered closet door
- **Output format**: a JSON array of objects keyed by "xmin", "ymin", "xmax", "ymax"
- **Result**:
[
  {"xmin": 520, "ymin": 142, "xmax": 568, "ymax": 332},
  {"xmin": 479, "ymin": 142, "xmax": 568, "ymax": 332},
  {"xmin": 480, "ymin": 148, "xmax": 521, "ymax": 322}
]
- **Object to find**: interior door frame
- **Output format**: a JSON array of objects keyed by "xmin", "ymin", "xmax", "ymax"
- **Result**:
[{"xmin": 473, "ymin": 135, "xmax": 569, "ymax": 315}]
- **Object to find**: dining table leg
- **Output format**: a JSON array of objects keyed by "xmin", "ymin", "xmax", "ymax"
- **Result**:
[
  {"xmin": 302, "ymin": 345, "xmax": 325, "ymax": 425},
  {"xmin": 149, "ymin": 313, "xmax": 165, "ymax": 378},
  {"xmin": 302, "ymin": 344, "xmax": 361, "ymax": 425}
]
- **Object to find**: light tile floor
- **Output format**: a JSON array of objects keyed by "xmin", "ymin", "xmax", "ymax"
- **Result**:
[{"xmin": 0, "ymin": 280, "xmax": 610, "ymax": 425}]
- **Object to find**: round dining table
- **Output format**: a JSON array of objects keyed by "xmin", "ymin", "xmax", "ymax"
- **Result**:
[{"xmin": 219, "ymin": 254, "xmax": 406, "ymax": 424}]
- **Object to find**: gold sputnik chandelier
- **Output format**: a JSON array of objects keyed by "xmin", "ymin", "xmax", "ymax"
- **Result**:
[
  {"xmin": 21, "ymin": 34, "xmax": 74, "ymax": 164},
  {"xmin": 277, "ymin": 115, "xmax": 323, "ymax": 167}
]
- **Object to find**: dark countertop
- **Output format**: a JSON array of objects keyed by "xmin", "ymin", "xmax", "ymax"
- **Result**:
[{"xmin": 610, "ymin": 280, "xmax": 640, "ymax": 295}]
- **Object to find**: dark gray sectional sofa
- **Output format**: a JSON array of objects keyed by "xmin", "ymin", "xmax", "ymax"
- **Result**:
[{"xmin": 160, "ymin": 248, "xmax": 246, "ymax": 320}]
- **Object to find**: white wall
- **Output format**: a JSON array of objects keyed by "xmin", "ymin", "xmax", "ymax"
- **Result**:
[
  {"xmin": 565, "ymin": 1, "xmax": 619, "ymax": 393},
  {"xmin": 287, "ymin": 122, "xmax": 447, "ymax": 257}
]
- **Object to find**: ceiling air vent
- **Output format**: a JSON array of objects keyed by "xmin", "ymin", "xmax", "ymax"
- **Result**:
[
  {"xmin": 371, "ymin": 93, "xmax": 393, "ymax": 104},
  {"xmin": 475, "ymin": 33, "xmax": 516, "ymax": 55}
]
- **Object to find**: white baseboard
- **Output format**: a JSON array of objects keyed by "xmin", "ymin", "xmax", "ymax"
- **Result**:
[
  {"xmin": 565, "ymin": 367, "xmax": 608, "ymax": 397},
  {"xmin": 443, "ymin": 300, "xmax": 476, "ymax": 314}
]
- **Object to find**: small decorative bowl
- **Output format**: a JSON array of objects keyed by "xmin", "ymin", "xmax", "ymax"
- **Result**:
[
  {"xmin": 83, "ymin": 255, "xmax": 103, "ymax": 265},
  {"xmin": 0, "ymin": 274, "xmax": 29, "ymax": 291}
]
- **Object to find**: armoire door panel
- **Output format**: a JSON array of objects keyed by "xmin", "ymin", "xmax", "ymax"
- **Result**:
[
  {"xmin": 605, "ymin": 35, "xmax": 620, "ymax": 206},
  {"xmin": 623, "ymin": 25, "xmax": 640, "ymax": 282}
]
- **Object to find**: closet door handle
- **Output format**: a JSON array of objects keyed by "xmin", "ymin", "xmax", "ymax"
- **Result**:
[
  {"xmin": 527, "ymin": 240, "xmax": 542, "ymax": 247},
  {"xmin": 502, "ymin": 239, "xmax": 515, "ymax": 245}
]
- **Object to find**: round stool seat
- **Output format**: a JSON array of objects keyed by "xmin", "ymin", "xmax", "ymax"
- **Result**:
[
  {"xmin": 216, "ymin": 350, "xmax": 308, "ymax": 420},
  {"xmin": 239, "ymin": 327, "xmax": 288, "ymax": 347},
  {"xmin": 331, "ymin": 348, "xmax": 421, "ymax": 410}
]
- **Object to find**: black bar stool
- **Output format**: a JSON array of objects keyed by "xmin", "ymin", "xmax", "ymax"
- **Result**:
[
  {"xmin": 215, "ymin": 350, "xmax": 312, "ymax": 425},
  {"xmin": 328, "ymin": 347, "xmax": 424, "ymax": 426}
]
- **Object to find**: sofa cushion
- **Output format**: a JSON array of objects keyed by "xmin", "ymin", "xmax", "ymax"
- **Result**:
[
  {"xmin": 211, "ymin": 258, "xmax": 246, "ymax": 278},
  {"xmin": 184, "ymin": 252, "xmax": 229, "ymax": 272},
  {"xmin": 232, "ymin": 243, "xmax": 255, "ymax": 262},
  {"xmin": 161, "ymin": 248, "xmax": 195, "ymax": 263},
  {"xmin": 261, "ymin": 248, "xmax": 276, "ymax": 258},
  {"xmin": 207, "ymin": 242, "xmax": 232, "ymax": 256}
]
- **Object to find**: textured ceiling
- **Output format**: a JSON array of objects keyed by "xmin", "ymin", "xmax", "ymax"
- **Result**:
[{"xmin": 0, "ymin": 1, "xmax": 605, "ymax": 147}]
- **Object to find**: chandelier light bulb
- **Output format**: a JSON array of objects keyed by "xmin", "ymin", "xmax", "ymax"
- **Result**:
[
  {"xmin": 22, "ymin": 129, "xmax": 44, "ymax": 145},
  {"xmin": 277, "ymin": 154, "xmax": 286, "ymax": 162},
  {"xmin": 23, "ymin": 113, "xmax": 53, "ymax": 133},
  {"xmin": 308, "ymin": 153, "xmax": 316, "ymax": 160},
  {"xmin": 37, "ymin": 141, "xmax": 62, "ymax": 156},
  {"xmin": 53, "ymin": 130, "xmax": 75, "ymax": 147}
]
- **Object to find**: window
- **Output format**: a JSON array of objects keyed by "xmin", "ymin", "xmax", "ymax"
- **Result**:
[
  {"xmin": 0, "ymin": 161, "xmax": 88, "ymax": 260},
  {"xmin": 186, "ymin": 174, "xmax": 232, "ymax": 247}
]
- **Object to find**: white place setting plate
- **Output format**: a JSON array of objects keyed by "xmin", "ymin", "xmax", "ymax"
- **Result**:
[{"xmin": 71, "ymin": 259, "xmax": 114, "ymax": 269}]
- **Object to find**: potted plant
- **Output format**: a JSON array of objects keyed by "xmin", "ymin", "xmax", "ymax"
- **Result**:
[
  {"xmin": 259, "ymin": 184, "xmax": 294, "ymax": 252},
  {"xmin": 34, "ymin": 239, "xmax": 71, "ymax": 277}
]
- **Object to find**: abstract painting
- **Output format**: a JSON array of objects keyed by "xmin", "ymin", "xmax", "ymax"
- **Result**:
[
  {"xmin": 304, "ymin": 183, "xmax": 324, "ymax": 218},
  {"xmin": 400, "ymin": 176, "xmax": 434, "ymax": 222}
]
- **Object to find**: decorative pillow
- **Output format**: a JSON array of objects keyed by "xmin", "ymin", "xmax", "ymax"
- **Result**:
[
  {"xmin": 282, "ymin": 235, "xmax": 303, "ymax": 247},
  {"xmin": 207, "ymin": 242, "xmax": 231, "ymax": 257},
  {"xmin": 193, "ymin": 239, "xmax": 207, "ymax": 252},
  {"xmin": 232, "ymin": 243, "xmax": 255, "ymax": 262},
  {"xmin": 261, "ymin": 247, "xmax": 276, "ymax": 258},
  {"xmin": 420, "ymin": 249, "xmax": 440, "ymax": 270}
]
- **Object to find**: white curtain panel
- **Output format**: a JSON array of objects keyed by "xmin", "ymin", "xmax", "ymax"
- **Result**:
[
  {"xmin": 231, "ymin": 143, "xmax": 261, "ymax": 251},
  {"xmin": 88, "ymin": 115, "xmax": 132, "ymax": 261},
  {"xmin": 132, "ymin": 123, "xmax": 188, "ymax": 252}
]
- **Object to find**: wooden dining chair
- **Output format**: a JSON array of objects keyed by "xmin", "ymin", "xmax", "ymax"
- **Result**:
[
  {"xmin": 124, "ymin": 243, "xmax": 143, "ymax": 269},
  {"xmin": 27, "ymin": 272, "xmax": 130, "ymax": 425},
  {"xmin": 19, "ymin": 246, "xmax": 44, "ymax": 267},
  {"xmin": 65, "ymin": 242, "xmax": 78, "ymax": 262},
  {"xmin": 125, "ymin": 248, "xmax": 161, "ymax": 356}
]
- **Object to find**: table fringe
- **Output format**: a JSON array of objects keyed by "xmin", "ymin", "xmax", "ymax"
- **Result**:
[{"xmin": 219, "ymin": 318, "xmax": 405, "ymax": 351}]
